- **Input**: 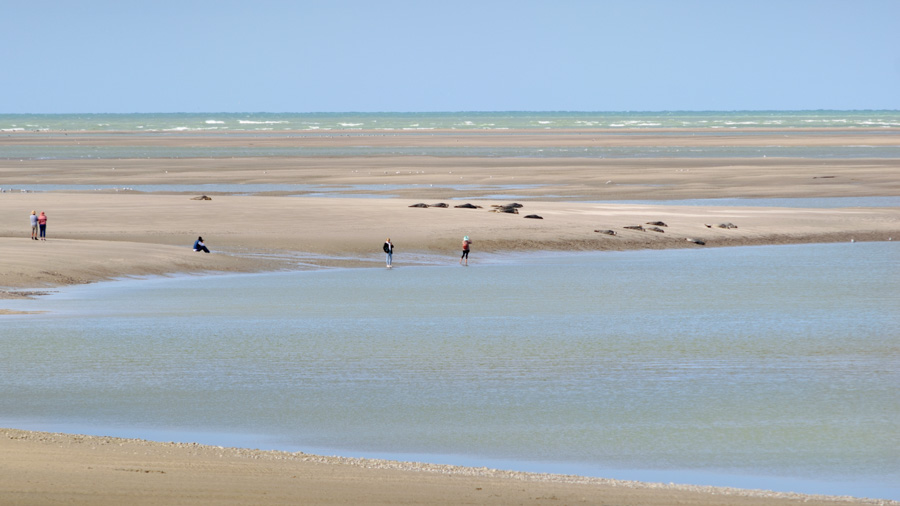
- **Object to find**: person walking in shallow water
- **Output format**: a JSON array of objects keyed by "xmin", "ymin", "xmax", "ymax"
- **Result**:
[
  {"xmin": 460, "ymin": 236, "xmax": 471, "ymax": 266},
  {"xmin": 30, "ymin": 210, "xmax": 38, "ymax": 240},
  {"xmin": 383, "ymin": 238, "xmax": 394, "ymax": 268},
  {"xmin": 38, "ymin": 211, "xmax": 47, "ymax": 240}
]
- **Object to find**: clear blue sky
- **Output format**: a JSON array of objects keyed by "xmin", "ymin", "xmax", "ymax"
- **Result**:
[{"xmin": 4, "ymin": 0, "xmax": 899, "ymax": 113}]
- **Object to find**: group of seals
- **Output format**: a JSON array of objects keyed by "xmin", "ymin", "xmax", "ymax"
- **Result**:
[
  {"xmin": 595, "ymin": 220, "xmax": 741, "ymax": 246},
  {"xmin": 704, "ymin": 222, "xmax": 738, "ymax": 229},
  {"xmin": 621, "ymin": 221, "xmax": 667, "ymax": 233},
  {"xmin": 408, "ymin": 202, "xmax": 451, "ymax": 208},
  {"xmin": 490, "ymin": 203, "xmax": 523, "ymax": 214},
  {"xmin": 409, "ymin": 201, "xmax": 542, "ymax": 219}
]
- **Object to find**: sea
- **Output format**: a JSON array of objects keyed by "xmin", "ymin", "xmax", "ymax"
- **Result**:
[
  {"xmin": 3, "ymin": 111, "xmax": 900, "ymax": 162},
  {"xmin": 1, "ymin": 111, "xmax": 899, "ymax": 501},
  {"xmin": 3, "ymin": 110, "xmax": 900, "ymax": 132}
]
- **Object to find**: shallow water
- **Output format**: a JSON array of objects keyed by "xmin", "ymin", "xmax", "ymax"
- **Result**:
[
  {"xmin": 6, "ymin": 184, "xmax": 899, "ymax": 209},
  {"xmin": 5, "ymin": 144, "xmax": 900, "ymax": 160},
  {"xmin": 1, "ymin": 243, "xmax": 898, "ymax": 500},
  {"xmin": 589, "ymin": 196, "xmax": 900, "ymax": 208}
]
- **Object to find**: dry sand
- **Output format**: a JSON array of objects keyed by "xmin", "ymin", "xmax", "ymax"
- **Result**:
[
  {"xmin": 2, "ymin": 429, "xmax": 896, "ymax": 506},
  {"xmin": 1, "ymin": 130, "xmax": 898, "ymax": 504}
]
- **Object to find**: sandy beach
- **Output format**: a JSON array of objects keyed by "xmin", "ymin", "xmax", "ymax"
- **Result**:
[
  {"xmin": 2, "ymin": 428, "xmax": 897, "ymax": 506},
  {"xmin": 1, "ymin": 130, "xmax": 899, "ymax": 504}
]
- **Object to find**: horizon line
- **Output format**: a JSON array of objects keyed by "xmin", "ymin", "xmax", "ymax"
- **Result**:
[{"xmin": 4, "ymin": 109, "xmax": 900, "ymax": 116}]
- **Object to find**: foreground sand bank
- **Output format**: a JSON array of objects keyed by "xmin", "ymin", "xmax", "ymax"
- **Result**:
[{"xmin": 1, "ymin": 429, "xmax": 895, "ymax": 506}]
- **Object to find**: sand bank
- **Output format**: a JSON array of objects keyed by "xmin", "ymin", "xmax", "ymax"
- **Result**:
[
  {"xmin": 2, "ymin": 429, "xmax": 896, "ymax": 506},
  {"xmin": 2, "ymin": 134, "xmax": 898, "ymax": 292},
  {"xmin": 0, "ymin": 192, "xmax": 897, "ymax": 294}
]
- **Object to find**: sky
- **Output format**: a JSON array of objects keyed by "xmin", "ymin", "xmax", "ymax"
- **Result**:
[{"xmin": 3, "ymin": 0, "xmax": 899, "ymax": 113}]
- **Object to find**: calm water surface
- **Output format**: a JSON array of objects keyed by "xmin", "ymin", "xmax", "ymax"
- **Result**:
[{"xmin": 1, "ymin": 243, "xmax": 898, "ymax": 500}]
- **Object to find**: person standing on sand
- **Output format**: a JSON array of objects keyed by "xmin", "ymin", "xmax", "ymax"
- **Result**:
[
  {"xmin": 38, "ymin": 211, "xmax": 47, "ymax": 240},
  {"xmin": 30, "ymin": 210, "xmax": 38, "ymax": 240},
  {"xmin": 193, "ymin": 236, "xmax": 210, "ymax": 253},
  {"xmin": 383, "ymin": 238, "xmax": 394, "ymax": 268},
  {"xmin": 460, "ymin": 236, "xmax": 471, "ymax": 266}
]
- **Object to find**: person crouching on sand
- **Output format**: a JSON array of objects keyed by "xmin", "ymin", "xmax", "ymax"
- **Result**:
[
  {"xmin": 383, "ymin": 238, "xmax": 394, "ymax": 268},
  {"xmin": 460, "ymin": 236, "xmax": 471, "ymax": 265},
  {"xmin": 193, "ymin": 236, "xmax": 210, "ymax": 253}
]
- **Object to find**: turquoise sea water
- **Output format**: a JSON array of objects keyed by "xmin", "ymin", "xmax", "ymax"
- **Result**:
[
  {"xmin": 1, "ymin": 243, "xmax": 898, "ymax": 500},
  {"xmin": 3, "ymin": 111, "xmax": 898, "ymax": 160},
  {"xmin": 3, "ymin": 110, "xmax": 900, "ymax": 132}
]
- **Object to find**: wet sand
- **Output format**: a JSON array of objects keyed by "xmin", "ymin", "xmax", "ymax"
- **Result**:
[{"xmin": 1, "ymin": 130, "xmax": 898, "ymax": 504}]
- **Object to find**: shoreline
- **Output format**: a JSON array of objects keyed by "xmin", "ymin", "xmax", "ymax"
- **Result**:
[{"xmin": 2, "ymin": 428, "xmax": 897, "ymax": 506}]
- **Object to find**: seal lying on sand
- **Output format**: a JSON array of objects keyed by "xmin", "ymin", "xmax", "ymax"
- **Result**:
[
  {"xmin": 454, "ymin": 203, "xmax": 482, "ymax": 209},
  {"xmin": 524, "ymin": 214, "xmax": 543, "ymax": 219}
]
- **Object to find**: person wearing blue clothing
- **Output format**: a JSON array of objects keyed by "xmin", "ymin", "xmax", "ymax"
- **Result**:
[
  {"xmin": 30, "ymin": 210, "xmax": 38, "ymax": 240},
  {"xmin": 193, "ymin": 236, "xmax": 210, "ymax": 253},
  {"xmin": 383, "ymin": 238, "xmax": 394, "ymax": 268}
]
